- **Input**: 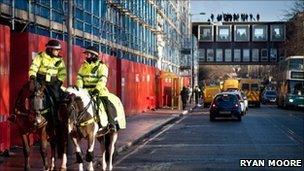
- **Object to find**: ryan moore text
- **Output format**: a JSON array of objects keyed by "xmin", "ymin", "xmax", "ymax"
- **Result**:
[{"xmin": 240, "ymin": 159, "xmax": 302, "ymax": 167}]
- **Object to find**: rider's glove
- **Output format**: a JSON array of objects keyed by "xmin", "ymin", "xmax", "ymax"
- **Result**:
[
  {"xmin": 91, "ymin": 89, "xmax": 99, "ymax": 96},
  {"xmin": 30, "ymin": 75, "xmax": 36, "ymax": 81}
]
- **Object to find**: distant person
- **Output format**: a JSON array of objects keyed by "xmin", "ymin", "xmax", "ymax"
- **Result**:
[
  {"xmin": 211, "ymin": 14, "xmax": 214, "ymax": 22},
  {"xmin": 257, "ymin": 14, "xmax": 260, "ymax": 21},
  {"xmin": 193, "ymin": 86, "xmax": 202, "ymax": 106},
  {"xmin": 180, "ymin": 87, "xmax": 189, "ymax": 110}
]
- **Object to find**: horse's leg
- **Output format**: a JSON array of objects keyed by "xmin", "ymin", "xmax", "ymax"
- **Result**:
[
  {"xmin": 98, "ymin": 137, "xmax": 107, "ymax": 171},
  {"xmin": 39, "ymin": 126, "xmax": 49, "ymax": 170},
  {"xmin": 108, "ymin": 132, "xmax": 118, "ymax": 171},
  {"xmin": 22, "ymin": 134, "xmax": 31, "ymax": 171},
  {"xmin": 50, "ymin": 139, "xmax": 56, "ymax": 171},
  {"xmin": 72, "ymin": 137, "xmax": 84, "ymax": 171},
  {"xmin": 86, "ymin": 134, "xmax": 96, "ymax": 171}
]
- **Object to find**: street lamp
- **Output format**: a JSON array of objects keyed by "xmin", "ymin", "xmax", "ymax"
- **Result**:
[{"xmin": 189, "ymin": 12, "xmax": 205, "ymax": 90}]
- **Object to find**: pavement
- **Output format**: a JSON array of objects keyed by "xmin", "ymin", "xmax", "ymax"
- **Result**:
[{"xmin": 0, "ymin": 103, "xmax": 196, "ymax": 170}]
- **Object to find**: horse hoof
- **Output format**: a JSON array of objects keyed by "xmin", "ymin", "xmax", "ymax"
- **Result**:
[
  {"xmin": 50, "ymin": 166, "xmax": 56, "ymax": 171},
  {"xmin": 24, "ymin": 166, "xmax": 31, "ymax": 171}
]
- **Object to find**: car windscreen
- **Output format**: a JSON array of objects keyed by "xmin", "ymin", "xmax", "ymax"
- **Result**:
[
  {"xmin": 215, "ymin": 94, "xmax": 238, "ymax": 103},
  {"xmin": 266, "ymin": 91, "xmax": 276, "ymax": 96},
  {"xmin": 251, "ymin": 84, "xmax": 259, "ymax": 91}
]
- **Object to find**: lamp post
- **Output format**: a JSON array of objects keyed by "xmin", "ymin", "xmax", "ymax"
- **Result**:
[{"xmin": 189, "ymin": 12, "xmax": 205, "ymax": 90}]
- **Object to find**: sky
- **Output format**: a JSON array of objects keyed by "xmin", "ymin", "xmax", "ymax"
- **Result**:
[{"xmin": 190, "ymin": 0, "xmax": 295, "ymax": 22}]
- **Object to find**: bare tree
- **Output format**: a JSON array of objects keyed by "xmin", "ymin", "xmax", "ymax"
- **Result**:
[{"xmin": 284, "ymin": 0, "xmax": 304, "ymax": 20}]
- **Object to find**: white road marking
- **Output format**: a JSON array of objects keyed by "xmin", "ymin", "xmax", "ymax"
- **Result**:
[{"xmin": 114, "ymin": 115, "xmax": 188, "ymax": 165}]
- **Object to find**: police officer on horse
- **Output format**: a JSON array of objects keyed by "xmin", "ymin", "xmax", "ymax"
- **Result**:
[
  {"xmin": 28, "ymin": 39, "xmax": 67, "ymax": 127},
  {"xmin": 76, "ymin": 46, "xmax": 118, "ymax": 136}
]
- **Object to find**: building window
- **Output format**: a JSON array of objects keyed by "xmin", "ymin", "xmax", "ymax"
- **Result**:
[
  {"xmin": 252, "ymin": 49, "xmax": 259, "ymax": 62},
  {"xmin": 198, "ymin": 49, "xmax": 205, "ymax": 62},
  {"xmin": 216, "ymin": 49, "xmax": 223, "ymax": 61},
  {"xmin": 199, "ymin": 25, "xmax": 213, "ymax": 42},
  {"xmin": 261, "ymin": 49, "xmax": 268, "ymax": 61},
  {"xmin": 271, "ymin": 25, "xmax": 285, "ymax": 41},
  {"xmin": 225, "ymin": 49, "xmax": 232, "ymax": 62},
  {"xmin": 234, "ymin": 49, "xmax": 241, "ymax": 62},
  {"xmin": 270, "ymin": 48, "xmax": 277, "ymax": 61},
  {"xmin": 207, "ymin": 49, "xmax": 214, "ymax": 61},
  {"xmin": 234, "ymin": 25, "xmax": 249, "ymax": 42},
  {"xmin": 216, "ymin": 25, "xmax": 231, "ymax": 42},
  {"xmin": 252, "ymin": 25, "xmax": 268, "ymax": 41},
  {"xmin": 243, "ymin": 49, "xmax": 250, "ymax": 62}
]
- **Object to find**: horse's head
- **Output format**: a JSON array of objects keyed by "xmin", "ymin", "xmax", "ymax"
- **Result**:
[{"xmin": 31, "ymin": 83, "xmax": 48, "ymax": 127}]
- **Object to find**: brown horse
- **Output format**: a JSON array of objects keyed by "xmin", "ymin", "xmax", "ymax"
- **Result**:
[
  {"xmin": 9, "ymin": 81, "xmax": 68, "ymax": 171},
  {"xmin": 65, "ymin": 87, "xmax": 125, "ymax": 171}
]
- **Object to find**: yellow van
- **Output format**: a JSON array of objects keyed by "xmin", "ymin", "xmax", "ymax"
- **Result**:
[
  {"xmin": 240, "ymin": 79, "xmax": 261, "ymax": 107},
  {"xmin": 203, "ymin": 86, "xmax": 221, "ymax": 106},
  {"xmin": 222, "ymin": 79, "xmax": 240, "ymax": 91}
]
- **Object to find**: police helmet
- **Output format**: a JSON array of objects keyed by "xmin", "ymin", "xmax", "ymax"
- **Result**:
[
  {"xmin": 84, "ymin": 46, "xmax": 99, "ymax": 56},
  {"xmin": 46, "ymin": 39, "xmax": 61, "ymax": 50}
]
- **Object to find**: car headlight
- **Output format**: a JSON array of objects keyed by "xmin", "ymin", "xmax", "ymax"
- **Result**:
[{"xmin": 289, "ymin": 99, "xmax": 294, "ymax": 103}]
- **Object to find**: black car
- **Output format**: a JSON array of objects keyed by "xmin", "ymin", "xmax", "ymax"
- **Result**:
[
  {"xmin": 209, "ymin": 92, "xmax": 242, "ymax": 121},
  {"xmin": 262, "ymin": 90, "xmax": 277, "ymax": 104}
]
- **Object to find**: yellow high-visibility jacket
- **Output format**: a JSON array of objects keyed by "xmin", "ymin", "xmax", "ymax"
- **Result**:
[
  {"xmin": 76, "ymin": 60, "xmax": 109, "ymax": 96},
  {"xmin": 28, "ymin": 52, "xmax": 66, "ymax": 82}
]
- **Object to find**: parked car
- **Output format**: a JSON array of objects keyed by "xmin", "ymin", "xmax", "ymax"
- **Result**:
[
  {"xmin": 262, "ymin": 90, "xmax": 277, "ymax": 104},
  {"xmin": 209, "ymin": 92, "xmax": 242, "ymax": 121}
]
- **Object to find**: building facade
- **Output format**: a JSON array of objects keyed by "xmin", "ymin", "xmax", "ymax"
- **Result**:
[
  {"xmin": 0, "ymin": 0, "xmax": 191, "ymax": 151},
  {"xmin": 192, "ymin": 21, "xmax": 286, "ymax": 65}
]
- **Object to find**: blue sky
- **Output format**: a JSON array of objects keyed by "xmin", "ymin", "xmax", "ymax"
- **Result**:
[{"xmin": 190, "ymin": 0, "xmax": 295, "ymax": 22}]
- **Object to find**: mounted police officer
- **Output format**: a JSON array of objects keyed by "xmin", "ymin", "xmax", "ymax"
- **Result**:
[
  {"xmin": 76, "ymin": 46, "xmax": 118, "ymax": 135},
  {"xmin": 28, "ymin": 39, "xmax": 67, "ymax": 127}
]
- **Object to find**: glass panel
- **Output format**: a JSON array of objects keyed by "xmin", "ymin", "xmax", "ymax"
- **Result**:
[
  {"xmin": 288, "ymin": 81, "xmax": 304, "ymax": 95},
  {"xmin": 217, "ymin": 26, "xmax": 231, "ymax": 41},
  {"xmin": 253, "ymin": 25, "xmax": 267, "ymax": 41},
  {"xmin": 251, "ymin": 84, "xmax": 259, "ymax": 91},
  {"xmin": 252, "ymin": 49, "xmax": 259, "ymax": 62},
  {"xmin": 207, "ymin": 49, "xmax": 214, "ymax": 61},
  {"xmin": 216, "ymin": 49, "xmax": 223, "ymax": 61},
  {"xmin": 289, "ymin": 59, "xmax": 304, "ymax": 70},
  {"xmin": 198, "ymin": 49, "xmax": 205, "ymax": 61},
  {"xmin": 234, "ymin": 49, "xmax": 241, "ymax": 61},
  {"xmin": 235, "ymin": 25, "xmax": 249, "ymax": 41},
  {"xmin": 243, "ymin": 49, "xmax": 250, "ymax": 62},
  {"xmin": 271, "ymin": 25, "xmax": 285, "ymax": 41},
  {"xmin": 242, "ymin": 84, "xmax": 250, "ymax": 91},
  {"xmin": 199, "ymin": 26, "xmax": 213, "ymax": 41},
  {"xmin": 225, "ymin": 49, "xmax": 232, "ymax": 62},
  {"xmin": 270, "ymin": 49, "xmax": 277, "ymax": 61},
  {"xmin": 261, "ymin": 49, "xmax": 268, "ymax": 61}
]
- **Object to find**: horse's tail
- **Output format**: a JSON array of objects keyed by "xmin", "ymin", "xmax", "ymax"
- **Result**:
[{"xmin": 105, "ymin": 133, "xmax": 111, "ymax": 162}]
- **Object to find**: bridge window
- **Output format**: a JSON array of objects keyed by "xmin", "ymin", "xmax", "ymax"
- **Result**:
[
  {"xmin": 261, "ymin": 49, "xmax": 268, "ymax": 61},
  {"xmin": 225, "ymin": 49, "xmax": 232, "ymax": 62},
  {"xmin": 289, "ymin": 59, "xmax": 304, "ymax": 70},
  {"xmin": 252, "ymin": 25, "xmax": 268, "ymax": 41},
  {"xmin": 199, "ymin": 25, "xmax": 213, "ymax": 42},
  {"xmin": 243, "ymin": 49, "xmax": 250, "ymax": 62},
  {"xmin": 234, "ymin": 25, "xmax": 249, "ymax": 42},
  {"xmin": 216, "ymin": 49, "xmax": 223, "ymax": 61},
  {"xmin": 234, "ymin": 49, "xmax": 241, "ymax": 62},
  {"xmin": 270, "ymin": 49, "xmax": 278, "ymax": 61},
  {"xmin": 198, "ymin": 49, "xmax": 206, "ymax": 62},
  {"xmin": 216, "ymin": 25, "xmax": 231, "ymax": 42},
  {"xmin": 252, "ymin": 49, "xmax": 259, "ymax": 62},
  {"xmin": 207, "ymin": 49, "xmax": 214, "ymax": 61},
  {"xmin": 271, "ymin": 25, "xmax": 285, "ymax": 41}
]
